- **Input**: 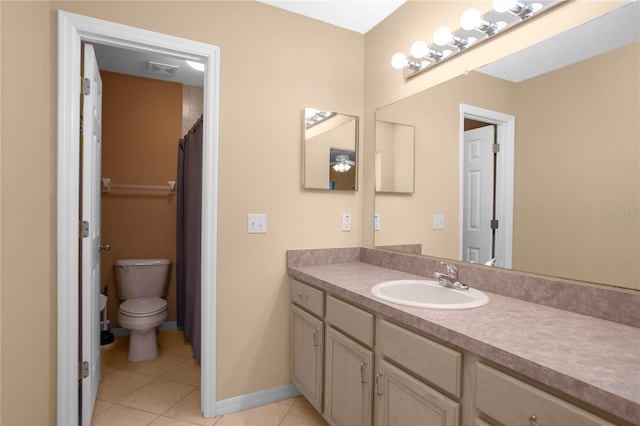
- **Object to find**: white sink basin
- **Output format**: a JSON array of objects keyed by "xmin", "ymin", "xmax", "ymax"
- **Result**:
[{"xmin": 371, "ymin": 279, "xmax": 489, "ymax": 310}]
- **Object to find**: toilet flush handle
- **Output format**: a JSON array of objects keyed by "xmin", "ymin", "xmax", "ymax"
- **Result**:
[{"xmin": 99, "ymin": 243, "xmax": 111, "ymax": 252}]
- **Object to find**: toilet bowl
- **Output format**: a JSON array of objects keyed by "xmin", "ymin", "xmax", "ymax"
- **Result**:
[
  {"xmin": 115, "ymin": 258, "xmax": 171, "ymax": 362},
  {"xmin": 118, "ymin": 297, "xmax": 168, "ymax": 361}
]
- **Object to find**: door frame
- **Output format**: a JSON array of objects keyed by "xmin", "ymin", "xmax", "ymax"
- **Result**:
[
  {"xmin": 459, "ymin": 104, "xmax": 514, "ymax": 268},
  {"xmin": 57, "ymin": 11, "xmax": 220, "ymax": 424}
]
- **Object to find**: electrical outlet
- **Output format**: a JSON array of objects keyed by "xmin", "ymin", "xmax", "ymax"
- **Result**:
[
  {"xmin": 433, "ymin": 214, "xmax": 445, "ymax": 230},
  {"xmin": 374, "ymin": 213, "xmax": 381, "ymax": 231},
  {"xmin": 342, "ymin": 213, "xmax": 352, "ymax": 231},
  {"xmin": 247, "ymin": 213, "xmax": 267, "ymax": 234}
]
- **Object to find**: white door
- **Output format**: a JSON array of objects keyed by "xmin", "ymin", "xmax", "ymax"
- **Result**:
[
  {"xmin": 462, "ymin": 125, "xmax": 494, "ymax": 264},
  {"xmin": 81, "ymin": 42, "xmax": 103, "ymax": 425}
]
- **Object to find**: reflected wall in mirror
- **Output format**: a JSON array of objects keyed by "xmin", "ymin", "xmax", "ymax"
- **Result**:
[
  {"xmin": 303, "ymin": 107, "xmax": 358, "ymax": 191},
  {"xmin": 375, "ymin": 3, "xmax": 639, "ymax": 290},
  {"xmin": 375, "ymin": 121, "xmax": 415, "ymax": 193}
]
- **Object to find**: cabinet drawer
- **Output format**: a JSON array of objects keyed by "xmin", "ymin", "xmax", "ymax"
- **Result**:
[
  {"xmin": 326, "ymin": 295, "xmax": 374, "ymax": 347},
  {"xmin": 377, "ymin": 319, "xmax": 462, "ymax": 398},
  {"xmin": 476, "ymin": 363, "xmax": 616, "ymax": 426},
  {"xmin": 291, "ymin": 279, "xmax": 324, "ymax": 317}
]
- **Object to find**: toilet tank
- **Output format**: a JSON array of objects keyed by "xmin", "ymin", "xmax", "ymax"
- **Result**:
[{"xmin": 115, "ymin": 258, "xmax": 171, "ymax": 300}]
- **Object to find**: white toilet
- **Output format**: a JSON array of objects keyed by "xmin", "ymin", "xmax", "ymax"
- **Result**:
[{"xmin": 115, "ymin": 258, "xmax": 171, "ymax": 362}]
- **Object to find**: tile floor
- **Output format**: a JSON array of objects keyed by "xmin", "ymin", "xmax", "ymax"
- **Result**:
[{"xmin": 93, "ymin": 330, "xmax": 328, "ymax": 426}]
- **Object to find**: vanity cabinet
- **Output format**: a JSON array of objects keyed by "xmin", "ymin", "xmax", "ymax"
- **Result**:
[
  {"xmin": 290, "ymin": 277, "xmax": 621, "ymax": 426},
  {"xmin": 475, "ymin": 363, "xmax": 617, "ymax": 426},
  {"xmin": 324, "ymin": 326, "xmax": 373, "ymax": 426},
  {"xmin": 375, "ymin": 359, "xmax": 460, "ymax": 426},
  {"xmin": 324, "ymin": 295, "xmax": 375, "ymax": 426},
  {"xmin": 375, "ymin": 319, "xmax": 461, "ymax": 426},
  {"xmin": 290, "ymin": 279, "xmax": 324, "ymax": 412}
]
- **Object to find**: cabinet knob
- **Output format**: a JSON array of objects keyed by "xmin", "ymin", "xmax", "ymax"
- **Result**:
[{"xmin": 529, "ymin": 415, "xmax": 539, "ymax": 425}]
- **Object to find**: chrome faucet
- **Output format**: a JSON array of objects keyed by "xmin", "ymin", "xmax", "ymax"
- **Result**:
[{"xmin": 434, "ymin": 261, "xmax": 469, "ymax": 290}]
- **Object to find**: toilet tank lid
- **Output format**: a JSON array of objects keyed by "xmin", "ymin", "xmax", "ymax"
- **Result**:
[{"xmin": 115, "ymin": 258, "xmax": 171, "ymax": 266}]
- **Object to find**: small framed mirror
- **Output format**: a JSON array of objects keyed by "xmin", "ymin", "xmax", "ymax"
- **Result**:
[{"xmin": 303, "ymin": 107, "xmax": 358, "ymax": 191}]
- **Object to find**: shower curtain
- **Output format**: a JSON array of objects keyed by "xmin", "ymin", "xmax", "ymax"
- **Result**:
[{"xmin": 177, "ymin": 115, "xmax": 203, "ymax": 361}]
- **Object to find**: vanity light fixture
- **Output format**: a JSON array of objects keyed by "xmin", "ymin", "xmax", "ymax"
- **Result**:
[
  {"xmin": 433, "ymin": 26, "xmax": 476, "ymax": 50},
  {"xmin": 306, "ymin": 109, "xmax": 335, "ymax": 128},
  {"xmin": 410, "ymin": 40, "xmax": 447, "ymax": 63},
  {"xmin": 493, "ymin": 0, "xmax": 543, "ymax": 19},
  {"xmin": 391, "ymin": 0, "xmax": 563, "ymax": 79},
  {"xmin": 391, "ymin": 52, "xmax": 423, "ymax": 71},
  {"xmin": 460, "ymin": 8, "xmax": 507, "ymax": 35}
]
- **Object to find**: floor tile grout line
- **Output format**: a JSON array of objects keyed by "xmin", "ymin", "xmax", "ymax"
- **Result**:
[{"xmin": 278, "ymin": 399, "xmax": 296, "ymax": 426}]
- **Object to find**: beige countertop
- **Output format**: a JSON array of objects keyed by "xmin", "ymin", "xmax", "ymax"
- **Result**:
[{"xmin": 288, "ymin": 261, "xmax": 640, "ymax": 424}]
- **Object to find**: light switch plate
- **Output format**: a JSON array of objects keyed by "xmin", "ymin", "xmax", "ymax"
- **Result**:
[
  {"xmin": 248, "ymin": 213, "xmax": 267, "ymax": 234},
  {"xmin": 433, "ymin": 214, "xmax": 445, "ymax": 230},
  {"xmin": 342, "ymin": 213, "xmax": 352, "ymax": 231},
  {"xmin": 374, "ymin": 213, "xmax": 381, "ymax": 231}
]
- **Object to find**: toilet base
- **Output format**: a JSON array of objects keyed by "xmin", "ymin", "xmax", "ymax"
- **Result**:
[{"xmin": 128, "ymin": 327, "xmax": 159, "ymax": 362}]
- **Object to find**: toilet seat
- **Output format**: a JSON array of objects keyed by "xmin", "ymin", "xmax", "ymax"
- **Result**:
[{"xmin": 120, "ymin": 297, "xmax": 167, "ymax": 318}]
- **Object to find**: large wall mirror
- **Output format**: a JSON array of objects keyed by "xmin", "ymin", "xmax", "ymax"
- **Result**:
[
  {"xmin": 303, "ymin": 107, "xmax": 358, "ymax": 191},
  {"xmin": 375, "ymin": 2, "xmax": 639, "ymax": 291}
]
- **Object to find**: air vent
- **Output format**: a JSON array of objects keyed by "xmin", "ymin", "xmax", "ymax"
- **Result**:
[{"xmin": 146, "ymin": 61, "xmax": 179, "ymax": 77}]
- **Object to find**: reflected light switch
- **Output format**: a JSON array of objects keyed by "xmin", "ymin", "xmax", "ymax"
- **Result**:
[{"xmin": 374, "ymin": 214, "xmax": 381, "ymax": 231}]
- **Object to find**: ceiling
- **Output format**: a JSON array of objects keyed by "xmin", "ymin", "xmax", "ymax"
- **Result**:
[{"xmin": 257, "ymin": 0, "xmax": 406, "ymax": 34}]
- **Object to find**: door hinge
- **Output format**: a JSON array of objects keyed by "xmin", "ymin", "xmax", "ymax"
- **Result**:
[
  {"xmin": 493, "ymin": 143, "xmax": 500, "ymax": 154},
  {"xmin": 80, "ymin": 220, "xmax": 89, "ymax": 238},
  {"xmin": 83, "ymin": 77, "xmax": 91, "ymax": 95},
  {"xmin": 81, "ymin": 361, "xmax": 89, "ymax": 379},
  {"xmin": 490, "ymin": 219, "xmax": 499, "ymax": 230}
]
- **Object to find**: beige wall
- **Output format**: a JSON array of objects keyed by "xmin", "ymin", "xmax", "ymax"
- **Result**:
[
  {"xmin": 100, "ymin": 71, "xmax": 183, "ymax": 328},
  {"xmin": 0, "ymin": 0, "xmax": 629, "ymax": 424},
  {"xmin": 513, "ymin": 43, "xmax": 639, "ymax": 287},
  {"xmin": 1, "ymin": 1, "xmax": 363, "ymax": 424}
]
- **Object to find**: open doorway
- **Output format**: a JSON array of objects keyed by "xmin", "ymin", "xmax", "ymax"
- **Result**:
[
  {"xmin": 57, "ymin": 11, "xmax": 220, "ymax": 424},
  {"xmin": 459, "ymin": 104, "xmax": 514, "ymax": 269}
]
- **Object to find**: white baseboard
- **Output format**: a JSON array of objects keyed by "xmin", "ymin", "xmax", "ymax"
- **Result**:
[{"xmin": 215, "ymin": 384, "xmax": 301, "ymax": 416}]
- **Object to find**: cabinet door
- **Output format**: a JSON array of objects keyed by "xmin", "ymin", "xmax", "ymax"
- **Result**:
[
  {"xmin": 291, "ymin": 304, "xmax": 324, "ymax": 412},
  {"xmin": 374, "ymin": 359, "xmax": 460, "ymax": 426},
  {"xmin": 325, "ymin": 326, "xmax": 373, "ymax": 426}
]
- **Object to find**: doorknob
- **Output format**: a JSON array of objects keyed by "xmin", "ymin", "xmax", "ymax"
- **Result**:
[{"xmin": 99, "ymin": 243, "xmax": 111, "ymax": 252}]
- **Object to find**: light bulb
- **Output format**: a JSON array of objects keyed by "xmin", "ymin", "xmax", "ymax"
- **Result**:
[
  {"xmin": 493, "ymin": 0, "xmax": 517, "ymax": 13},
  {"xmin": 460, "ymin": 8, "xmax": 482, "ymax": 30},
  {"xmin": 410, "ymin": 40, "xmax": 429, "ymax": 58},
  {"xmin": 433, "ymin": 26, "xmax": 454, "ymax": 46},
  {"xmin": 391, "ymin": 52, "xmax": 408, "ymax": 70}
]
